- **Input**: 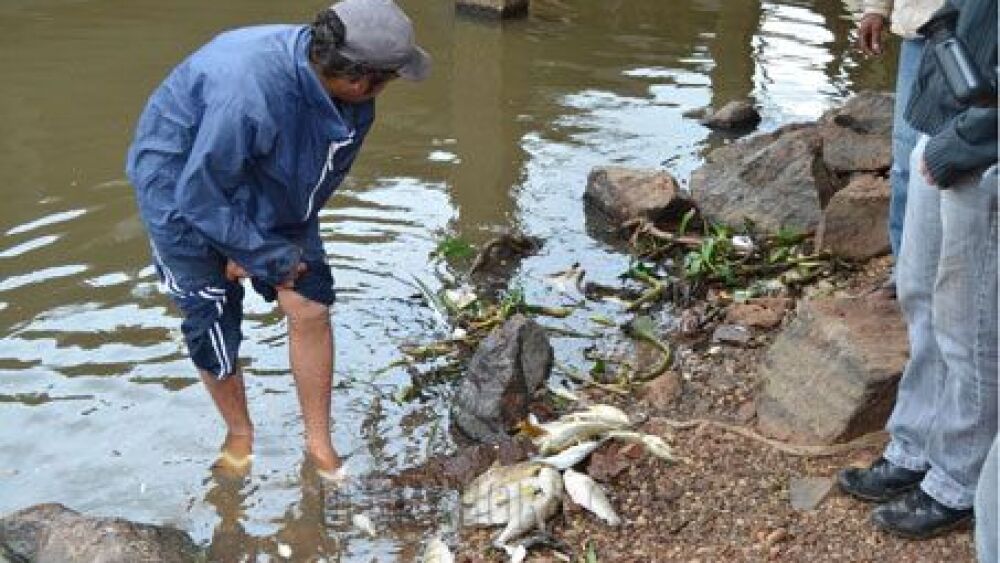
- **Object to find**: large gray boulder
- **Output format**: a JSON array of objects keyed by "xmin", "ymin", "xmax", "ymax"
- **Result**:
[
  {"xmin": 0, "ymin": 504, "xmax": 200, "ymax": 563},
  {"xmin": 756, "ymin": 298, "xmax": 908, "ymax": 444},
  {"xmin": 584, "ymin": 166, "xmax": 691, "ymax": 224},
  {"xmin": 688, "ymin": 91, "xmax": 894, "ymax": 234},
  {"xmin": 816, "ymin": 174, "xmax": 891, "ymax": 261},
  {"xmin": 818, "ymin": 92, "xmax": 895, "ymax": 175},
  {"xmin": 453, "ymin": 315, "xmax": 553, "ymax": 442},
  {"xmin": 689, "ymin": 124, "xmax": 837, "ymax": 233}
]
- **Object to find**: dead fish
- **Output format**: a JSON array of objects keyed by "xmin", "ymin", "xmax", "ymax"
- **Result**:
[
  {"xmin": 422, "ymin": 537, "xmax": 454, "ymax": 563},
  {"xmin": 545, "ymin": 263, "xmax": 586, "ymax": 295},
  {"xmin": 462, "ymin": 462, "xmax": 547, "ymax": 526},
  {"xmin": 561, "ymin": 404, "xmax": 630, "ymax": 426},
  {"xmin": 604, "ymin": 430, "xmax": 676, "ymax": 462},
  {"xmin": 562, "ymin": 468, "xmax": 621, "ymax": 526},
  {"xmin": 534, "ymin": 420, "xmax": 622, "ymax": 455},
  {"xmin": 536, "ymin": 440, "xmax": 601, "ymax": 470},
  {"xmin": 443, "ymin": 286, "xmax": 478, "ymax": 310},
  {"xmin": 495, "ymin": 466, "xmax": 563, "ymax": 545},
  {"xmin": 352, "ymin": 513, "xmax": 377, "ymax": 538}
]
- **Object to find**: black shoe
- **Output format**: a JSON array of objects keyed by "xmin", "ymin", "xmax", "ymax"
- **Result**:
[
  {"xmin": 871, "ymin": 488, "xmax": 973, "ymax": 539},
  {"xmin": 837, "ymin": 457, "xmax": 925, "ymax": 502}
]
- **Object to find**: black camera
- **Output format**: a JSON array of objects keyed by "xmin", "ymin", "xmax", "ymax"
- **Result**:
[{"xmin": 921, "ymin": 12, "xmax": 993, "ymax": 105}]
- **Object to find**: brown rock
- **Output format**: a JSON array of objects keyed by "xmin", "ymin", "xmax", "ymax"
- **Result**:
[
  {"xmin": 584, "ymin": 166, "xmax": 691, "ymax": 224},
  {"xmin": 701, "ymin": 100, "xmax": 761, "ymax": 131},
  {"xmin": 642, "ymin": 372, "xmax": 682, "ymax": 409},
  {"xmin": 726, "ymin": 302, "xmax": 785, "ymax": 329},
  {"xmin": 816, "ymin": 175, "xmax": 891, "ymax": 261},
  {"xmin": 587, "ymin": 442, "xmax": 633, "ymax": 482},
  {"xmin": 689, "ymin": 124, "xmax": 837, "ymax": 234},
  {"xmin": 455, "ymin": 0, "xmax": 529, "ymax": 18},
  {"xmin": 756, "ymin": 298, "xmax": 908, "ymax": 444}
]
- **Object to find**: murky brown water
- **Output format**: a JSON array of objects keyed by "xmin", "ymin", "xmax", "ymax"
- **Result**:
[{"xmin": 0, "ymin": 0, "xmax": 895, "ymax": 560}]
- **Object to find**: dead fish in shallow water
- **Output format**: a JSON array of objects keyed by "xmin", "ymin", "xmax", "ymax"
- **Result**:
[
  {"xmin": 545, "ymin": 263, "xmax": 586, "ymax": 295},
  {"xmin": 352, "ymin": 513, "xmax": 377, "ymax": 538},
  {"xmin": 562, "ymin": 468, "xmax": 621, "ymax": 526},
  {"xmin": 421, "ymin": 537, "xmax": 454, "ymax": 563}
]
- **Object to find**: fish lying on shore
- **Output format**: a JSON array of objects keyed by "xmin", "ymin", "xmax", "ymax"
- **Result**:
[{"xmin": 421, "ymin": 537, "xmax": 454, "ymax": 563}]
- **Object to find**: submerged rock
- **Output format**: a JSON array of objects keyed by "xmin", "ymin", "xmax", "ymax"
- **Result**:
[
  {"xmin": 584, "ymin": 166, "xmax": 691, "ymax": 224},
  {"xmin": 453, "ymin": 315, "xmax": 554, "ymax": 442},
  {"xmin": 816, "ymin": 174, "xmax": 891, "ymax": 261},
  {"xmin": 701, "ymin": 100, "xmax": 761, "ymax": 131},
  {"xmin": 756, "ymin": 298, "xmax": 907, "ymax": 444},
  {"xmin": 0, "ymin": 503, "xmax": 200, "ymax": 563}
]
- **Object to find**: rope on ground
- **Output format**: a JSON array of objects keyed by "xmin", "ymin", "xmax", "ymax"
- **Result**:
[{"xmin": 658, "ymin": 418, "xmax": 888, "ymax": 458}]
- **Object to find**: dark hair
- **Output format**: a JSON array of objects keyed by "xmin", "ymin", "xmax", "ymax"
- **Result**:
[
  {"xmin": 309, "ymin": 10, "xmax": 365, "ymax": 79},
  {"xmin": 310, "ymin": 9, "xmax": 401, "ymax": 83}
]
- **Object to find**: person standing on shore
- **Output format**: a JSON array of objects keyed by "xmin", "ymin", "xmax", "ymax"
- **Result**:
[
  {"xmin": 838, "ymin": 0, "xmax": 997, "ymax": 540},
  {"xmin": 125, "ymin": 0, "xmax": 430, "ymax": 480},
  {"xmin": 856, "ymin": 0, "xmax": 943, "ymax": 299}
]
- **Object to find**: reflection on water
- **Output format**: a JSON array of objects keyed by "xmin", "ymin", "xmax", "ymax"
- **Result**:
[{"xmin": 0, "ymin": 0, "xmax": 894, "ymax": 559}]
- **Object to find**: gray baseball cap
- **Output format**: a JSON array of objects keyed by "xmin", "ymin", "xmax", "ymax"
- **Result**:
[{"xmin": 330, "ymin": 0, "xmax": 431, "ymax": 81}]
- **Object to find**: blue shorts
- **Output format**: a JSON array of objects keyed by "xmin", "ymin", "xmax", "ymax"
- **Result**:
[{"xmin": 150, "ymin": 243, "xmax": 335, "ymax": 379}]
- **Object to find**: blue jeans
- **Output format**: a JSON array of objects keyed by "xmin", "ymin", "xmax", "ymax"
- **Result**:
[
  {"xmin": 978, "ymin": 437, "xmax": 998, "ymax": 563},
  {"xmin": 884, "ymin": 137, "xmax": 998, "ymax": 509},
  {"xmin": 888, "ymin": 38, "xmax": 925, "ymax": 264}
]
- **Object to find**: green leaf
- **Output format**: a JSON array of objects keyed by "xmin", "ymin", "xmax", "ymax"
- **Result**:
[
  {"xmin": 678, "ymin": 208, "xmax": 697, "ymax": 236},
  {"xmin": 433, "ymin": 235, "xmax": 475, "ymax": 260},
  {"xmin": 586, "ymin": 541, "xmax": 599, "ymax": 563}
]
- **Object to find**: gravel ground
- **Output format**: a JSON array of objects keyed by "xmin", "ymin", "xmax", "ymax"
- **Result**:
[{"xmin": 454, "ymin": 256, "xmax": 978, "ymax": 562}]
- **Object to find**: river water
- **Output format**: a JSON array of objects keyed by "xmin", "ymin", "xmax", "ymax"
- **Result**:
[{"xmin": 0, "ymin": 0, "xmax": 894, "ymax": 560}]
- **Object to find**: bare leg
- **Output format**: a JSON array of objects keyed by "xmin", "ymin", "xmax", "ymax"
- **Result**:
[
  {"xmin": 277, "ymin": 289, "xmax": 341, "ymax": 474},
  {"xmin": 199, "ymin": 368, "xmax": 254, "ymax": 463}
]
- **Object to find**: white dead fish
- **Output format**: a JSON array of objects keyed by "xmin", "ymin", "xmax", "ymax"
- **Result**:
[
  {"xmin": 534, "ymin": 420, "xmax": 622, "ymax": 455},
  {"xmin": 562, "ymin": 468, "xmax": 621, "ymax": 526},
  {"xmin": 560, "ymin": 404, "xmax": 630, "ymax": 426},
  {"xmin": 462, "ymin": 462, "xmax": 547, "ymax": 526},
  {"xmin": 502, "ymin": 544, "xmax": 528, "ymax": 563},
  {"xmin": 546, "ymin": 381, "xmax": 581, "ymax": 403},
  {"xmin": 277, "ymin": 543, "xmax": 293, "ymax": 559},
  {"xmin": 731, "ymin": 235, "xmax": 755, "ymax": 253},
  {"xmin": 495, "ymin": 466, "xmax": 564, "ymax": 545},
  {"xmin": 545, "ymin": 263, "xmax": 586, "ymax": 295},
  {"xmin": 604, "ymin": 430, "xmax": 676, "ymax": 462},
  {"xmin": 536, "ymin": 440, "xmax": 602, "ymax": 470},
  {"xmin": 352, "ymin": 513, "xmax": 377, "ymax": 538},
  {"xmin": 422, "ymin": 537, "xmax": 454, "ymax": 563},
  {"xmin": 443, "ymin": 286, "xmax": 478, "ymax": 310}
]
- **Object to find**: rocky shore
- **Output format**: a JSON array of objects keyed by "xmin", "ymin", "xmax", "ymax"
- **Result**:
[{"xmin": 0, "ymin": 92, "xmax": 978, "ymax": 562}]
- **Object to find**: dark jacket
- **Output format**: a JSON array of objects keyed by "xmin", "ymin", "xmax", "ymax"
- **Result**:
[
  {"xmin": 905, "ymin": 0, "xmax": 997, "ymax": 186},
  {"xmin": 126, "ymin": 25, "xmax": 374, "ymax": 285}
]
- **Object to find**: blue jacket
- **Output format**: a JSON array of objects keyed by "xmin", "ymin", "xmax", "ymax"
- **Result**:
[{"xmin": 126, "ymin": 25, "xmax": 374, "ymax": 285}]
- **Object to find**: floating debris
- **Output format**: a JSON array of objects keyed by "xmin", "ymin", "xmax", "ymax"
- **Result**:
[{"xmin": 352, "ymin": 513, "xmax": 377, "ymax": 538}]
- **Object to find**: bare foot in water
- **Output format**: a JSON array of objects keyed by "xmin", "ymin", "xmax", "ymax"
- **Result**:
[
  {"xmin": 216, "ymin": 432, "xmax": 254, "ymax": 474},
  {"xmin": 307, "ymin": 445, "xmax": 345, "ymax": 482}
]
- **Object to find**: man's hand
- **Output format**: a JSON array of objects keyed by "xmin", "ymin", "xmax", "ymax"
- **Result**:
[
  {"xmin": 225, "ymin": 260, "xmax": 249, "ymax": 282},
  {"xmin": 858, "ymin": 13, "xmax": 887, "ymax": 56},
  {"xmin": 920, "ymin": 157, "xmax": 940, "ymax": 188},
  {"xmin": 276, "ymin": 262, "xmax": 308, "ymax": 290}
]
